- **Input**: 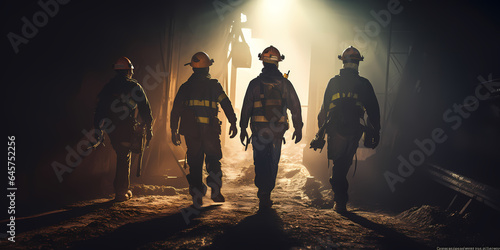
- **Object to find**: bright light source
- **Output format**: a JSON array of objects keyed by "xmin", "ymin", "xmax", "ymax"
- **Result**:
[
  {"xmin": 240, "ymin": 13, "xmax": 247, "ymax": 23},
  {"xmin": 264, "ymin": 0, "xmax": 289, "ymax": 10}
]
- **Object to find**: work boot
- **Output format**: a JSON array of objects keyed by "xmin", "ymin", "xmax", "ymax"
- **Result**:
[
  {"xmin": 190, "ymin": 185, "xmax": 207, "ymax": 209},
  {"xmin": 114, "ymin": 190, "xmax": 132, "ymax": 202},
  {"xmin": 333, "ymin": 201, "xmax": 347, "ymax": 213},
  {"xmin": 207, "ymin": 171, "xmax": 224, "ymax": 202},
  {"xmin": 211, "ymin": 188, "xmax": 225, "ymax": 202},
  {"xmin": 114, "ymin": 194, "xmax": 127, "ymax": 202},
  {"xmin": 192, "ymin": 194, "xmax": 203, "ymax": 209},
  {"xmin": 258, "ymin": 193, "xmax": 273, "ymax": 209}
]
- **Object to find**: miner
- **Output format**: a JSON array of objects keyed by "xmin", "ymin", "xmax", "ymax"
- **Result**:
[
  {"xmin": 170, "ymin": 52, "xmax": 238, "ymax": 208},
  {"xmin": 93, "ymin": 56, "xmax": 154, "ymax": 202},
  {"xmin": 240, "ymin": 45, "xmax": 303, "ymax": 209},
  {"xmin": 317, "ymin": 46, "xmax": 380, "ymax": 212}
]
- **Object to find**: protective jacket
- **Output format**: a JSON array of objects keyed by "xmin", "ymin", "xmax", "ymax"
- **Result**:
[
  {"xmin": 318, "ymin": 68, "xmax": 380, "ymax": 135},
  {"xmin": 240, "ymin": 63, "xmax": 302, "ymax": 199},
  {"xmin": 170, "ymin": 71, "xmax": 236, "ymax": 136},
  {"xmin": 240, "ymin": 64, "xmax": 303, "ymax": 135},
  {"xmin": 94, "ymin": 74, "xmax": 153, "ymax": 142},
  {"xmin": 318, "ymin": 68, "xmax": 380, "ymax": 205},
  {"xmin": 170, "ymin": 70, "xmax": 236, "ymax": 198},
  {"xmin": 93, "ymin": 74, "xmax": 153, "ymax": 197}
]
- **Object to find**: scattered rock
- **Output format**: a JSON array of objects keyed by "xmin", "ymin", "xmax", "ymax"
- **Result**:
[
  {"xmin": 304, "ymin": 176, "xmax": 323, "ymax": 191},
  {"xmin": 131, "ymin": 184, "xmax": 178, "ymax": 196},
  {"xmin": 302, "ymin": 176, "xmax": 333, "ymax": 208},
  {"xmin": 236, "ymin": 165, "xmax": 255, "ymax": 185},
  {"xmin": 284, "ymin": 169, "xmax": 301, "ymax": 178},
  {"xmin": 397, "ymin": 205, "xmax": 449, "ymax": 227}
]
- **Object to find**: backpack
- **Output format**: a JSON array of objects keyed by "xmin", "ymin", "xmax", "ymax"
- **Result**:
[
  {"xmin": 178, "ymin": 79, "xmax": 219, "ymax": 138},
  {"xmin": 326, "ymin": 77, "xmax": 365, "ymax": 135},
  {"xmin": 259, "ymin": 79, "xmax": 289, "ymax": 130}
]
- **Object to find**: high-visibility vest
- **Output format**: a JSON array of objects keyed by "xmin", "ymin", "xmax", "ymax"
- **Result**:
[{"xmin": 250, "ymin": 79, "xmax": 289, "ymax": 128}]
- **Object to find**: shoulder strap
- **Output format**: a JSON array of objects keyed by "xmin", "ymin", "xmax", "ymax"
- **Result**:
[
  {"xmin": 209, "ymin": 78, "xmax": 218, "ymax": 103},
  {"xmin": 258, "ymin": 76, "xmax": 265, "ymax": 106}
]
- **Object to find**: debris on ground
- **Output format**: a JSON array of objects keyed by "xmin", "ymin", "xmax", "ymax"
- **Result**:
[
  {"xmin": 131, "ymin": 184, "xmax": 187, "ymax": 196},
  {"xmin": 2, "ymin": 139, "xmax": 498, "ymax": 249}
]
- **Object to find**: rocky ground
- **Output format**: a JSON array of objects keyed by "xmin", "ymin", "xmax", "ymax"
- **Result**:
[{"xmin": 2, "ymin": 139, "xmax": 499, "ymax": 249}]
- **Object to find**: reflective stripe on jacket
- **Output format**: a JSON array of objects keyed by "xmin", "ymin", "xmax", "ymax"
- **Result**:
[
  {"xmin": 170, "ymin": 73, "xmax": 236, "ymax": 132},
  {"xmin": 318, "ymin": 68, "xmax": 380, "ymax": 133},
  {"xmin": 240, "ymin": 64, "xmax": 303, "ymax": 133}
]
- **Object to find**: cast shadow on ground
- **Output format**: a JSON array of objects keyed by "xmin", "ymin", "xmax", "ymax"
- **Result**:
[
  {"xmin": 341, "ymin": 210, "xmax": 432, "ymax": 249},
  {"xmin": 3, "ymin": 200, "xmax": 115, "ymax": 235},
  {"xmin": 203, "ymin": 208, "xmax": 301, "ymax": 250},
  {"xmin": 71, "ymin": 204, "xmax": 221, "ymax": 249}
]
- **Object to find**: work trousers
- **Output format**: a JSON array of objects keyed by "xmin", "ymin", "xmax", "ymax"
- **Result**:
[
  {"xmin": 108, "ymin": 119, "xmax": 135, "ymax": 196},
  {"xmin": 111, "ymin": 142, "xmax": 132, "ymax": 196},
  {"xmin": 251, "ymin": 129, "xmax": 283, "ymax": 198},
  {"xmin": 184, "ymin": 127, "xmax": 223, "ymax": 197},
  {"xmin": 327, "ymin": 129, "xmax": 362, "ymax": 203}
]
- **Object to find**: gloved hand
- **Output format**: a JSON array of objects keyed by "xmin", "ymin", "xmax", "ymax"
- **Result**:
[
  {"xmin": 364, "ymin": 130, "xmax": 380, "ymax": 149},
  {"xmin": 240, "ymin": 128, "xmax": 248, "ymax": 146},
  {"xmin": 372, "ymin": 132, "xmax": 380, "ymax": 149},
  {"xmin": 94, "ymin": 129, "xmax": 103, "ymax": 143},
  {"xmin": 229, "ymin": 123, "xmax": 238, "ymax": 138},
  {"xmin": 89, "ymin": 129, "xmax": 103, "ymax": 149},
  {"xmin": 146, "ymin": 127, "xmax": 153, "ymax": 147},
  {"xmin": 171, "ymin": 129, "xmax": 181, "ymax": 146},
  {"xmin": 292, "ymin": 129, "xmax": 302, "ymax": 144}
]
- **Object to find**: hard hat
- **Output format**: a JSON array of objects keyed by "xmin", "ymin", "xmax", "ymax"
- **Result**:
[
  {"xmin": 113, "ymin": 56, "xmax": 134, "ymax": 70},
  {"xmin": 258, "ymin": 45, "xmax": 285, "ymax": 63},
  {"xmin": 338, "ymin": 46, "xmax": 364, "ymax": 63},
  {"xmin": 184, "ymin": 52, "xmax": 214, "ymax": 68}
]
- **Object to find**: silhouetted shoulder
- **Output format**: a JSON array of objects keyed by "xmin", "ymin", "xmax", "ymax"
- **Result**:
[
  {"xmin": 209, "ymin": 78, "xmax": 222, "ymax": 87},
  {"xmin": 248, "ymin": 77, "xmax": 262, "ymax": 89},
  {"xmin": 130, "ymin": 78, "xmax": 144, "ymax": 89},
  {"xmin": 358, "ymin": 75, "xmax": 373, "ymax": 87},
  {"xmin": 283, "ymin": 78, "xmax": 294, "ymax": 87},
  {"xmin": 128, "ymin": 78, "xmax": 139, "ymax": 84},
  {"xmin": 326, "ymin": 75, "xmax": 340, "ymax": 87}
]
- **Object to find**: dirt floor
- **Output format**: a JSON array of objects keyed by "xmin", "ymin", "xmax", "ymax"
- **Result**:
[{"xmin": 2, "ymin": 139, "xmax": 499, "ymax": 249}]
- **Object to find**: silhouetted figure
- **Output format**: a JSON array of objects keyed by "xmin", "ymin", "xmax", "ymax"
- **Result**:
[
  {"xmin": 317, "ymin": 46, "xmax": 380, "ymax": 212},
  {"xmin": 170, "ymin": 52, "xmax": 237, "ymax": 208},
  {"xmin": 93, "ymin": 56, "xmax": 154, "ymax": 202},
  {"xmin": 240, "ymin": 46, "xmax": 303, "ymax": 209}
]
